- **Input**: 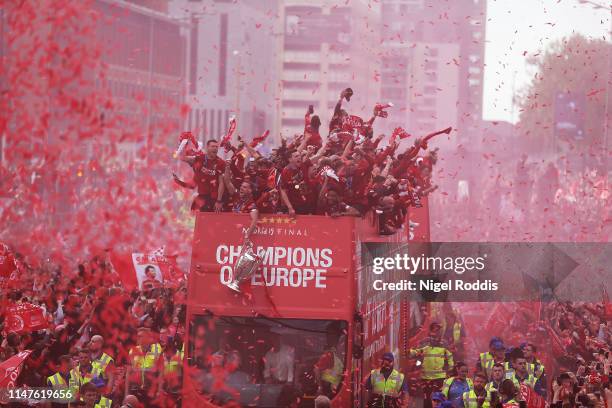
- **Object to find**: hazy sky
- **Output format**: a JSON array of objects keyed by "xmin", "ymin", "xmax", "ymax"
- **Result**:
[{"xmin": 483, "ymin": 0, "xmax": 610, "ymax": 123}]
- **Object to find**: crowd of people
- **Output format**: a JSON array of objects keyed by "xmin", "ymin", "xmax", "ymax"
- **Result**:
[
  {"xmin": 0, "ymin": 251, "xmax": 187, "ymax": 408},
  {"xmin": 174, "ymin": 88, "xmax": 447, "ymax": 236},
  {"xmin": 431, "ymin": 153, "xmax": 609, "ymax": 242},
  {"xmin": 374, "ymin": 301, "xmax": 611, "ymax": 408},
  {"xmin": 544, "ymin": 302, "xmax": 611, "ymax": 408}
]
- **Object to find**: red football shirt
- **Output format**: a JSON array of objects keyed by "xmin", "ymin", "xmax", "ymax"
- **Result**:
[
  {"xmin": 191, "ymin": 155, "xmax": 226, "ymax": 197},
  {"xmin": 280, "ymin": 160, "xmax": 314, "ymax": 211},
  {"xmin": 227, "ymin": 193, "xmax": 257, "ymax": 213}
]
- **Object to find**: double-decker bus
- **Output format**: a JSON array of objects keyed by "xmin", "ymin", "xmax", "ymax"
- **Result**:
[{"xmin": 183, "ymin": 199, "xmax": 431, "ymax": 407}]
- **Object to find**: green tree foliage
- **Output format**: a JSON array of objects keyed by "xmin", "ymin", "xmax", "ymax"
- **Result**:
[{"xmin": 515, "ymin": 34, "xmax": 611, "ymax": 160}]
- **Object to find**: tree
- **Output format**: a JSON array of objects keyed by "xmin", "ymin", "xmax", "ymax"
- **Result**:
[{"xmin": 515, "ymin": 34, "xmax": 611, "ymax": 168}]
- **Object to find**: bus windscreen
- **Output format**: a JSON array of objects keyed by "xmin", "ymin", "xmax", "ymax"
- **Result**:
[{"xmin": 186, "ymin": 315, "xmax": 348, "ymax": 407}]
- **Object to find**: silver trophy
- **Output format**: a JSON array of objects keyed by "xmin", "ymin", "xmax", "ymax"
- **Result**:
[{"xmin": 225, "ymin": 238, "xmax": 263, "ymax": 292}]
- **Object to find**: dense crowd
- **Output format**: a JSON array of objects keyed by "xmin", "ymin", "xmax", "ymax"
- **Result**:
[
  {"xmin": 398, "ymin": 302, "xmax": 611, "ymax": 408},
  {"xmin": 174, "ymin": 88, "xmax": 447, "ymax": 236},
  {"xmin": 0, "ymin": 251, "xmax": 187, "ymax": 408},
  {"xmin": 544, "ymin": 302, "xmax": 612, "ymax": 408},
  {"xmin": 432, "ymin": 154, "xmax": 610, "ymax": 242}
]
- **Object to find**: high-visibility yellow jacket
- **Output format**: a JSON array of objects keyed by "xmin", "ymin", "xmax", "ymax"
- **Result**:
[
  {"xmin": 321, "ymin": 349, "xmax": 343, "ymax": 387},
  {"xmin": 130, "ymin": 343, "xmax": 163, "ymax": 369},
  {"xmin": 410, "ymin": 339, "xmax": 454, "ymax": 380},
  {"xmin": 463, "ymin": 388, "xmax": 492, "ymax": 408},
  {"xmin": 91, "ymin": 352, "xmax": 114, "ymax": 384},
  {"xmin": 370, "ymin": 369, "xmax": 405, "ymax": 398},
  {"xmin": 526, "ymin": 359, "xmax": 545, "ymax": 379},
  {"xmin": 94, "ymin": 396, "xmax": 112, "ymax": 408},
  {"xmin": 441, "ymin": 376, "xmax": 473, "ymax": 398}
]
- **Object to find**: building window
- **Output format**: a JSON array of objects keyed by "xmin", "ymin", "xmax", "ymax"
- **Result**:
[
  {"xmin": 218, "ymin": 14, "xmax": 228, "ymax": 96},
  {"xmin": 425, "ymin": 60, "xmax": 437, "ymax": 71}
]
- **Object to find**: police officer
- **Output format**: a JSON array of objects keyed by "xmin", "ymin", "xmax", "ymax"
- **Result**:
[
  {"xmin": 477, "ymin": 337, "xmax": 505, "ymax": 380},
  {"xmin": 485, "ymin": 363, "xmax": 505, "ymax": 393},
  {"xmin": 314, "ymin": 323, "xmax": 345, "ymax": 398},
  {"xmin": 89, "ymin": 335, "xmax": 115, "ymax": 394},
  {"xmin": 441, "ymin": 362, "xmax": 473, "ymax": 407},
  {"xmin": 520, "ymin": 343, "xmax": 545, "ymax": 380},
  {"xmin": 504, "ymin": 349, "xmax": 536, "ymax": 387},
  {"xmin": 462, "ymin": 372, "xmax": 491, "ymax": 408},
  {"xmin": 70, "ymin": 348, "xmax": 95, "ymax": 397},
  {"xmin": 410, "ymin": 322, "xmax": 454, "ymax": 404},
  {"xmin": 365, "ymin": 352, "xmax": 408, "ymax": 408},
  {"xmin": 47, "ymin": 355, "xmax": 75, "ymax": 408}
]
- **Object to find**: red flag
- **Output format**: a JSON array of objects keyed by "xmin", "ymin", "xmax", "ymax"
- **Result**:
[
  {"xmin": 109, "ymin": 252, "xmax": 138, "ymax": 289},
  {"xmin": 221, "ymin": 116, "xmax": 237, "ymax": 145},
  {"xmin": 392, "ymin": 127, "xmax": 412, "ymax": 141},
  {"xmin": 250, "ymin": 130, "xmax": 269, "ymax": 147},
  {"xmin": 3, "ymin": 304, "xmax": 47, "ymax": 334},
  {"xmin": 421, "ymin": 126, "xmax": 452, "ymax": 147},
  {"xmin": 519, "ymin": 384, "xmax": 546, "ymax": 408},
  {"xmin": 0, "ymin": 350, "xmax": 32, "ymax": 395},
  {"xmin": 111, "ymin": 250, "xmax": 182, "ymax": 290},
  {"xmin": 374, "ymin": 102, "xmax": 393, "ymax": 118},
  {"xmin": 341, "ymin": 115, "xmax": 364, "ymax": 133}
]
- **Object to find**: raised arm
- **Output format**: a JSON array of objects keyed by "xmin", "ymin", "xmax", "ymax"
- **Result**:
[
  {"xmin": 309, "ymin": 143, "xmax": 328, "ymax": 165},
  {"xmin": 380, "ymin": 156, "xmax": 393, "ymax": 178},
  {"xmin": 341, "ymin": 139, "xmax": 354, "ymax": 161}
]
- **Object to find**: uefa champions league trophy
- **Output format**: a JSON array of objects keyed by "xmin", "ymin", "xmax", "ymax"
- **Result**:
[{"xmin": 225, "ymin": 237, "xmax": 263, "ymax": 292}]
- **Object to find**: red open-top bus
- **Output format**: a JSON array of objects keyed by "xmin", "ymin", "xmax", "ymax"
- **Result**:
[{"xmin": 183, "ymin": 199, "xmax": 431, "ymax": 408}]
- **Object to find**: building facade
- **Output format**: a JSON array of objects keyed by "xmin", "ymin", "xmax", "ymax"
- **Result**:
[
  {"xmin": 95, "ymin": 0, "xmax": 187, "ymax": 161},
  {"xmin": 380, "ymin": 0, "xmax": 486, "ymax": 140},
  {"xmin": 276, "ymin": 0, "xmax": 381, "ymax": 139},
  {"xmin": 172, "ymin": 0, "xmax": 278, "ymax": 150}
]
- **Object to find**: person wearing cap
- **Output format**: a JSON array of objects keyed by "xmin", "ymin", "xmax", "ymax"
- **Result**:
[
  {"xmin": 477, "ymin": 337, "xmax": 505, "ymax": 380},
  {"xmin": 441, "ymin": 361, "xmax": 473, "ymax": 407},
  {"xmin": 485, "ymin": 363, "xmax": 505, "ymax": 393},
  {"xmin": 364, "ymin": 352, "xmax": 408, "ymax": 408},
  {"xmin": 462, "ymin": 372, "xmax": 492, "ymax": 408},
  {"xmin": 410, "ymin": 322, "xmax": 454, "ymax": 404},
  {"xmin": 431, "ymin": 391, "xmax": 446, "ymax": 408}
]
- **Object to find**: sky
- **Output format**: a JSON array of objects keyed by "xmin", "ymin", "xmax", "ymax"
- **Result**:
[{"xmin": 483, "ymin": 0, "xmax": 611, "ymax": 123}]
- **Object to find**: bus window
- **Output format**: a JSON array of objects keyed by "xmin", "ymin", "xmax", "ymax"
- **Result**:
[{"xmin": 187, "ymin": 315, "xmax": 348, "ymax": 407}]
